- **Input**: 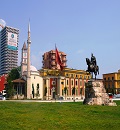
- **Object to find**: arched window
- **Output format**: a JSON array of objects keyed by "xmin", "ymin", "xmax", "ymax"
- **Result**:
[
  {"xmin": 67, "ymin": 80, "xmax": 69, "ymax": 85},
  {"xmin": 76, "ymin": 81, "xmax": 77, "ymax": 85},
  {"xmin": 72, "ymin": 80, "xmax": 73, "ymax": 85}
]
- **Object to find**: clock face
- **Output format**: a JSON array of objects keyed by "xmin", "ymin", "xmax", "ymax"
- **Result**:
[{"xmin": 23, "ymin": 53, "xmax": 27, "ymax": 58}]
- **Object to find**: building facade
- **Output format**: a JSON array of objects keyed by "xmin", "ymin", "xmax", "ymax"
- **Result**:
[
  {"xmin": 0, "ymin": 26, "xmax": 19, "ymax": 75},
  {"xmin": 42, "ymin": 50, "xmax": 67, "ymax": 69},
  {"xmin": 103, "ymin": 70, "xmax": 120, "ymax": 94},
  {"xmin": 0, "ymin": 74, "xmax": 7, "ymax": 93},
  {"xmin": 40, "ymin": 68, "xmax": 91, "ymax": 100}
]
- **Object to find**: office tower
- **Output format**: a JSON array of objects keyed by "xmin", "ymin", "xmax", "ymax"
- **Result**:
[{"xmin": 0, "ymin": 26, "xmax": 19, "ymax": 75}]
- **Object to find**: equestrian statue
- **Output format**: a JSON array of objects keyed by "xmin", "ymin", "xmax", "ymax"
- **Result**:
[{"xmin": 86, "ymin": 53, "xmax": 99, "ymax": 80}]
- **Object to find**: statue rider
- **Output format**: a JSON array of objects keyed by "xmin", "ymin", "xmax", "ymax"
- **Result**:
[{"xmin": 91, "ymin": 53, "xmax": 96, "ymax": 66}]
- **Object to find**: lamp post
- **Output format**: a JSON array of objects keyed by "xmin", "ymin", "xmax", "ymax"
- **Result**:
[
  {"xmin": 46, "ymin": 78, "xmax": 49, "ymax": 100},
  {"xmin": 72, "ymin": 87, "xmax": 75, "ymax": 102},
  {"xmin": 48, "ymin": 86, "xmax": 50, "ymax": 100},
  {"xmin": 63, "ymin": 78, "xmax": 67, "ymax": 100},
  {"xmin": 64, "ymin": 86, "xmax": 67, "ymax": 100}
]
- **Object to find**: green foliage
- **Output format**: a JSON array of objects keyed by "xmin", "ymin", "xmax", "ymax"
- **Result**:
[
  {"xmin": 8, "ymin": 68, "xmax": 20, "ymax": 80},
  {"xmin": 0, "ymin": 101, "xmax": 120, "ymax": 130},
  {"xmin": 6, "ymin": 68, "xmax": 20, "ymax": 98}
]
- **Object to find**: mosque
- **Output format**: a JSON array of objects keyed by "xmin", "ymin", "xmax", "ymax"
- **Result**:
[{"xmin": 12, "ymin": 22, "xmax": 43, "ymax": 99}]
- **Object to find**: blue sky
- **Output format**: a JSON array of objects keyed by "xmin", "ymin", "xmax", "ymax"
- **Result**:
[{"xmin": 0, "ymin": 0, "xmax": 120, "ymax": 78}]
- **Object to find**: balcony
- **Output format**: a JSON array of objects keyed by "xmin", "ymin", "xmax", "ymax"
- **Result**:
[
  {"xmin": 51, "ymin": 61, "xmax": 56, "ymax": 66},
  {"xmin": 51, "ymin": 56, "xmax": 55, "ymax": 59}
]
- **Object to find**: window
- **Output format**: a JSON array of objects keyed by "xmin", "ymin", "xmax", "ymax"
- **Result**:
[
  {"xmin": 112, "ymin": 83, "xmax": 114, "ymax": 88},
  {"xmin": 61, "ymin": 82, "xmax": 64, "ymax": 85},
  {"xmin": 44, "ymin": 80, "xmax": 46, "ymax": 85},
  {"xmin": 67, "ymin": 80, "xmax": 68, "ymax": 85},
  {"xmin": 32, "ymin": 84, "xmax": 34, "ymax": 98},
  {"xmin": 72, "ymin": 80, "xmax": 73, "ymax": 85},
  {"xmin": 80, "ymin": 75, "xmax": 82, "ymax": 79},
  {"xmin": 37, "ymin": 84, "xmax": 39, "ymax": 94},
  {"xmin": 52, "ymin": 81, "xmax": 56, "ymax": 85},
  {"xmin": 76, "ymin": 75, "xmax": 78, "ymax": 78},
  {"xmin": 112, "ymin": 77, "xmax": 114, "ymax": 80},
  {"xmin": 76, "ymin": 81, "xmax": 77, "ymax": 85},
  {"xmin": 66, "ymin": 74, "xmax": 68, "ymax": 77}
]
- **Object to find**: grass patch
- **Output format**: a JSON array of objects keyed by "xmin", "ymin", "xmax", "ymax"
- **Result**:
[{"xmin": 0, "ymin": 101, "xmax": 120, "ymax": 130}]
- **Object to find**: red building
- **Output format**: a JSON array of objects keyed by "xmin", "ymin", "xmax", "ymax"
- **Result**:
[{"xmin": 0, "ymin": 75, "xmax": 7, "ymax": 93}]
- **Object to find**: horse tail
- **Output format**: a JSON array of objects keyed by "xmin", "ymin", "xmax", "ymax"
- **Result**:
[{"xmin": 97, "ymin": 66, "xmax": 99, "ymax": 75}]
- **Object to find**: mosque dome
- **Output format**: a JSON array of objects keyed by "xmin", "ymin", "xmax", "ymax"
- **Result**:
[{"xmin": 30, "ymin": 65, "xmax": 37, "ymax": 71}]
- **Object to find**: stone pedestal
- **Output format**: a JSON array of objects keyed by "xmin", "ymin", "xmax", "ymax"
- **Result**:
[{"xmin": 83, "ymin": 80, "xmax": 117, "ymax": 106}]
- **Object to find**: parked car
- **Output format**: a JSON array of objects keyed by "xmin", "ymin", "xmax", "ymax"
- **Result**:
[
  {"xmin": 108, "ymin": 93, "xmax": 113, "ymax": 98},
  {"xmin": 0, "ymin": 95, "xmax": 5, "ymax": 100},
  {"xmin": 58, "ymin": 96, "xmax": 64, "ymax": 100},
  {"xmin": 114, "ymin": 94, "xmax": 120, "ymax": 98}
]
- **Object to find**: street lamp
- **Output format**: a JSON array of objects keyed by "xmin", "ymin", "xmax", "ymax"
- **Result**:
[
  {"xmin": 46, "ymin": 78, "xmax": 50, "ymax": 100},
  {"xmin": 63, "ymin": 78, "xmax": 67, "ymax": 100},
  {"xmin": 48, "ymin": 86, "xmax": 50, "ymax": 100}
]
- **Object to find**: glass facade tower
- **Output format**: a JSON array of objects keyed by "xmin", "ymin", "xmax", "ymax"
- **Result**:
[{"xmin": 0, "ymin": 26, "xmax": 19, "ymax": 75}]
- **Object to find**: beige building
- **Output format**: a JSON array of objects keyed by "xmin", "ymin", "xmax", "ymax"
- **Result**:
[
  {"xmin": 103, "ymin": 70, "xmax": 120, "ymax": 94},
  {"xmin": 42, "ymin": 50, "xmax": 67, "ymax": 69},
  {"xmin": 40, "ymin": 68, "xmax": 91, "ymax": 100},
  {"xmin": 23, "ymin": 66, "xmax": 43, "ymax": 99}
]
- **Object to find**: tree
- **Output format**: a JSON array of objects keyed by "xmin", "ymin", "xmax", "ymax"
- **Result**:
[{"xmin": 6, "ymin": 68, "xmax": 20, "ymax": 98}]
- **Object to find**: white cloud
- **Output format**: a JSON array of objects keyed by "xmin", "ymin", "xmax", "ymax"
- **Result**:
[{"xmin": 0, "ymin": 19, "xmax": 6, "ymax": 26}]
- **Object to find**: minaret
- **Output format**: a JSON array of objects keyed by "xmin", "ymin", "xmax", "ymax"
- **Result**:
[{"xmin": 27, "ymin": 21, "xmax": 31, "ymax": 99}]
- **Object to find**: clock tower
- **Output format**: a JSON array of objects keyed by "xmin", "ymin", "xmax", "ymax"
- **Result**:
[{"xmin": 21, "ymin": 42, "xmax": 27, "ymax": 75}]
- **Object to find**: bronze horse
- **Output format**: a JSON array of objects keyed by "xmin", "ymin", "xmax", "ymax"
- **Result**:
[{"xmin": 86, "ymin": 58, "xmax": 99, "ymax": 79}]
